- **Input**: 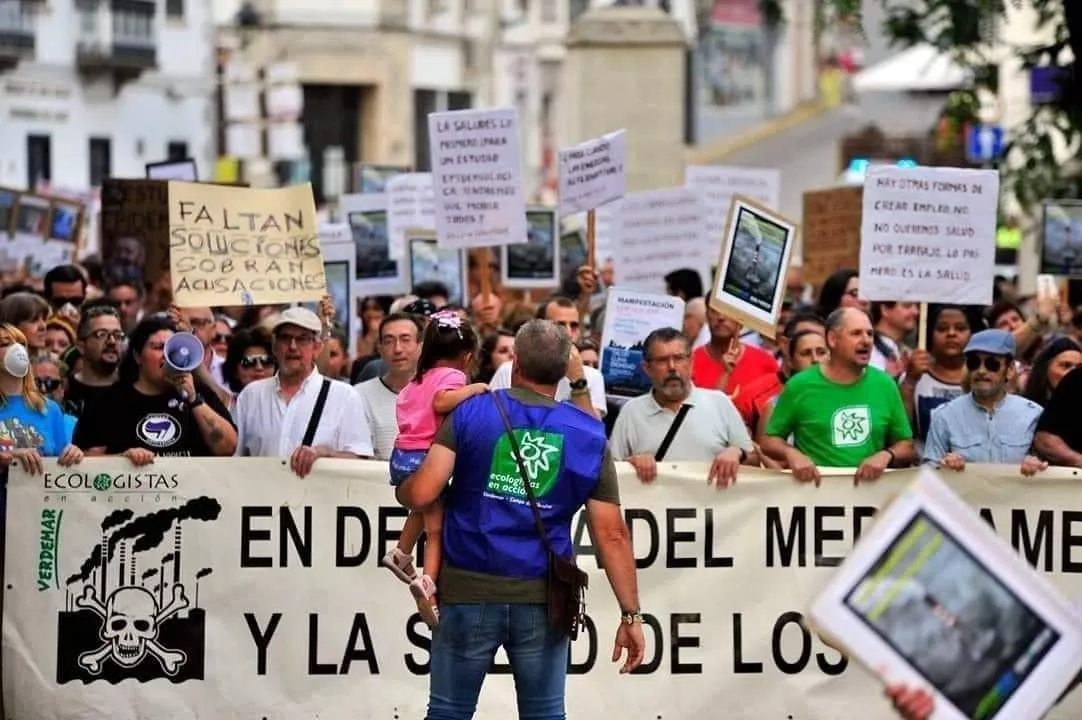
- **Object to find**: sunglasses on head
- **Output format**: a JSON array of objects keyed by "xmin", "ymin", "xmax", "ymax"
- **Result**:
[
  {"xmin": 965, "ymin": 354, "xmax": 1004, "ymax": 373},
  {"xmin": 240, "ymin": 354, "xmax": 274, "ymax": 369},
  {"xmin": 36, "ymin": 377, "xmax": 62, "ymax": 393}
]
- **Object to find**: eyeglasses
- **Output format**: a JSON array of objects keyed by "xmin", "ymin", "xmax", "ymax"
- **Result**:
[
  {"xmin": 87, "ymin": 329, "xmax": 126, "ymax": 343},
  {"xmin": 275, "ymin": 333, "xmax": 315, "ymax": 348},
  {"xmin": 965, "ymin": 354, "xmax": 1004, "ymax": 373},
  {"xmin": 188, "ymin": 317, "xmax": 214, "ymax": 329},
  {"xmin": 645, "ymin": 353, "xmax": 691, "ymax": 366},
  {"xmin": 240, "ymin": 354, "xmax": 274, "ymax": 369},
  {"xmin": 36, "ymin": 377, "xmax": 62, "ymax": 393},
  {"xmin": 844, "ymin": 289, "xmax": 860, "ymax": 298},
  {"xmin": 213, "ymin": 333, "xmax": 232, "ymax": 344},
  {"xmin": 50, "ymin": 296, "xmax": 84, "ymax": 309}
]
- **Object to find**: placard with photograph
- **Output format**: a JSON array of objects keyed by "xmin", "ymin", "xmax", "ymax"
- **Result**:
[
  {"xmin": 146, "ymin": 158, "xmax": 199, "ymax": 182},
  {"xmin": 0, "ymin": 188, "xmax": 17, "ymax": 237},
  {"xmin": 708, "ymin": 194, "xmax": 797, "ymax": 339},
  {"xmin": 341, "ymin": 193, "xmax": 407, "ymax": 296},
  {"xmin": 1040, "ymin": 199, "xmax": 1082, "ymax": 278},
  {"xmin": 809, "ymin": 468, "xmax": 1082, "ymax": 720},
  {"xmin": 13, "ymin": 194, "xmax": 48, "ymax": 239},
  {"xmin": 407, "ymin": 233, "xmax": 467, "ymax": 307},
  {"xmin": 47, "ymin": 200, "xmax": 84, "ymax": 244},
  {"xmin": 354, "ymin": 164, "xmax": 408, "ymax": 194},
  {"xmin": 299, "ymin": 236, "xmax": 356, "ymax": 357},
  {"xmin": 561, "ymin": 227, "xmax": 587, "ymax": 282},
  {"xmin": 599, "ymin": 289, "xmax": 685, "ymax": 397},
  {"xmin": 501, "ymin": 208, "xmax": 559, "ymax": 288}
]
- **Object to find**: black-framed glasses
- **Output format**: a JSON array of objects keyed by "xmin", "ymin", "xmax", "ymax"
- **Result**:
[
  {"xmin": 240, "ymin": 354, "xmax": 274, "ymax": 369},
  {"xmin": 965, "ymin": 354, "xmax": 1003, "ymax": 373},
  {"xmin": 50, "ymin": 296, "xmax": 85, "ymax": 309},
  {"xmin": 86, "ymin": 329, "xmax": 126, "ymax": 343},
  {"xmin": 36, "ymin": 377, "xmax": 62, "ymax": 393},
  {"xmin": 213, "ymin": 332, "xmax": 232, "ymax": 344}
]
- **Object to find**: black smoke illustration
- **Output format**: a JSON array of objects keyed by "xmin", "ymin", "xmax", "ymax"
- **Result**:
[
  {"xmin": 65, "ymin": 545, "xmax": 102, "ymax": 586},
  {"xmin": 100, "ymin": 508, "xmax": 133, "ymax": 531},
  {"xmin": 107, "ymin": 497, "xmax": 221, "ymax": 560}
]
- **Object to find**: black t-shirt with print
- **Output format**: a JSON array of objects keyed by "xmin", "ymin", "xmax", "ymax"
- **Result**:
[
  {"xmin": 63, "ymin": 376, "xmax": 115, "ymax": 418},
  {"xmin": 73, "ymin": 382, "xmax": 234, "ymax": 456}
]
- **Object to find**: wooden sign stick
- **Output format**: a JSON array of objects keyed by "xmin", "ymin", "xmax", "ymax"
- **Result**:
[{"xmin": 917, "ymin": 302, "xmax": 928, "ymax": 351}]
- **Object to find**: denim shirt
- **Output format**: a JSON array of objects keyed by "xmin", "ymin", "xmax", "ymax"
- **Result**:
[{"xmin": 922, "ymin": 393, "xmax": 1042, "ymax": 465}]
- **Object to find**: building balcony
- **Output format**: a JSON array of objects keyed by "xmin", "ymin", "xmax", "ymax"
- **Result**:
[
  {"xmin": 0, "ymin": 1, "xmax": 35, "ymax": 71},
  {"xmin": 75, "ymin": 0, "xmax": 157, "ymax": 81}
]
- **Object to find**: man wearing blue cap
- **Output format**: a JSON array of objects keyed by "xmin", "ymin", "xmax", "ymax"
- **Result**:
[{"xmin": 922, "ymin": 328, "xmax": 1047, "ymax": 476}]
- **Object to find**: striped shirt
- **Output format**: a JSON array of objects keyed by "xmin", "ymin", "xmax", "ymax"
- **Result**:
[{"xmin": 921, "ymin": 393, "xmax": 1042, "ymax": 465}]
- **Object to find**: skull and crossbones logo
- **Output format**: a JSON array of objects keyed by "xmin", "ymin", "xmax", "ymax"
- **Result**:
[{"xmin": 75, "ymin": 583, "xmax": 189, "ymax": 675}]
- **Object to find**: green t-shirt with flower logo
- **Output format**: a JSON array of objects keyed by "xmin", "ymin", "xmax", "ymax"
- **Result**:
[{"xmin": 766, "ymin": 365, "xmax": 912, "ymax": 468}]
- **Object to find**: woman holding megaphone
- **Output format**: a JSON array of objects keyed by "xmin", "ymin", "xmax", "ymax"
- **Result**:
[{"xmin": 73, "ymin": 315, "xmax": 237, "ymax": 463}]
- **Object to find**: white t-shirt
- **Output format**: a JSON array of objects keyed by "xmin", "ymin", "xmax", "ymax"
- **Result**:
[
  {"xmin": 354, "ymin": 377, "xmax": 399, "ymax": 461},
  {"xmin": 488, "ymin": 361, "xmax": 607, "ymax": 417},
  {"xmin": 234, "ymin": 370, "xmax": 374, "ymax": 458},
  {"xmin": 870, "ymin": 335, "xmax": 901, "ymax": 373}
]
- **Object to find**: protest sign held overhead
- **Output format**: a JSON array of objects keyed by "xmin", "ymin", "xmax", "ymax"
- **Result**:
[
  {"xmin": 599, "ymin": 289, "xmax": 685, "ymax": 396},
  {"xmin": 386, "ymin": 173, "xmax": 436, "ymax": 260},
  {"xmin": 801, "ymin": 186, "xmax": 863, "ymax": 289},
  {"xmin": 685, "ymin": 165, "xmax": 781, "ymax": 245},
  {"xmin": 558, "ymin": 129, "xmax": 627, "ymax": 216},
  {"xmin": 615, "ymin": 187, "xmax": 707, "ymax": 293},
  {"xmin": 428, "ymin": 107, "xmax": 527, "ymax": 250},
  {"xmin": 168, "ymin": 182, "xmax": 325, "ymax": 307},
  {"xmin": 860, "ymin": 166, "xmax": 999, "ymax": 305},
  {"xmin": 101, "ymin": 179, "xmax": 169, "ymax": 286}
]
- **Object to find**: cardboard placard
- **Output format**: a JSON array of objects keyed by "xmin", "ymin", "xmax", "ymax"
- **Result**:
[{"xmin": 801, "ymin": 186, "xmax": 863, "ymax": 289}]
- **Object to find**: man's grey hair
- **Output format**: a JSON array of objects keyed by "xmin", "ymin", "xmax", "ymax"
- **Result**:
[{"xmin": 514, "ymin": 319, "xmax": 571, "ymax": 385}]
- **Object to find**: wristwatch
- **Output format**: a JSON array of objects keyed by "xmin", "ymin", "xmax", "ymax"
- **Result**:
[
  {"xmin": 189, "ymin": 393, "xmax": 205, "ymax": 408},
  {"xmin": 621, "ymin": 609, "xmax": 644, "ymax": 625},
  {"xmin": 568, "ymin": 377, "xmax": 589, "ymax": 393}
]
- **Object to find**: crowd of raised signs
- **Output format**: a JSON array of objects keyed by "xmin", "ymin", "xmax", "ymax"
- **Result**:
[{"xmin": 0, "ymin": 253, "xmax": 1078, "ymax": 480}]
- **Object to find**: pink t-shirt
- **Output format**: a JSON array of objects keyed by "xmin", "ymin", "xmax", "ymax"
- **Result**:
[{"xmin": 395, "ymin": 367, "xmax": 467, "ymax": 450}]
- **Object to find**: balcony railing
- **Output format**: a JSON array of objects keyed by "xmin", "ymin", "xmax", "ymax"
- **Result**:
[
  {"xmin": 75, "ymin": 0, "xmax": 156, "ymax": 76},
  {"xmin": 0, "ymin": 0, "xmax": 35, "ymax": 68}
]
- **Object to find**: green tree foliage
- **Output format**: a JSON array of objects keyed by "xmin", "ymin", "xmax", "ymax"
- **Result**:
[{"xmin": 817, "ymin": 0, "xmax": 1082, "ymax": 209}]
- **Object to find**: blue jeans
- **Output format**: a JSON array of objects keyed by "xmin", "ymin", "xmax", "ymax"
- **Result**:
[{"xmin": 427, "ymin": 603, "xmax": 569, "ymax": 720}]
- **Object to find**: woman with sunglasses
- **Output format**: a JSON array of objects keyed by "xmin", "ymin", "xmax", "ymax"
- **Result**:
[
  {"xmin": 223, "ymin": 328, "xmax": 277, "ymax": 396},
  {"xmin": 73, "ymin": 315, "xmax": 237, "ymax": 463},
  {"xmin": 0, "ymin": 324, "xmax": 83, "ymax": 475}
]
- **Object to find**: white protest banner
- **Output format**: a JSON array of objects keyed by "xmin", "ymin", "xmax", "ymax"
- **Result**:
[
  {"xmin": 599, "ymin": 289, "xmax": 685, "ymax": 396},
  {"xmin": 859, "ymin": 166, "xmax": 999, "ymax": 304},
  {"xmin": 13, "ymin": 460, "xmax": 1082, "ymax": 719},
  {"xmin": 428, "ymin": 107, "xmax": 527, "ymax": 250},
  {"xmin": 616, "ymin": 187, "xmax": 707, "ymax": 293},
  {"xmin": 685, "ymin": 165, "xmax": 781, "ymax": 245},
  {"xmin": 317, "ymin": 222, "xmax": 351, "ymax": 246},
  {"xmin": 558, "ymin": 129, "xmax": 627, "ymax": 216},
  {"xmin": 386, "ymin": 173, "xmax": 436, "ymax": 260}
]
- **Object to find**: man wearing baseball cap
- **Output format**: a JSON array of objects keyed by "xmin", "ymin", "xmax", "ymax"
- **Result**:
[
  {"xmin": 233, "ymin": 306, "xmax": 374, "ymax": 477},
  {"xmin": 922, "ymin": 328, "xmax": 1046, "ymax": 476}
]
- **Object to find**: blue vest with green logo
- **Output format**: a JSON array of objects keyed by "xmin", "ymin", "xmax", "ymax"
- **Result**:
[{"xmin": 443, "ymin": 390, "xmax": 606, "ymax": 580}]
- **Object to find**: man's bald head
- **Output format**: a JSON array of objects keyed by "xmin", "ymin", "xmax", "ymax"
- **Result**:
[{"xmin": 825, "ymin": 307, "xmax": 873, "ymax": 369}]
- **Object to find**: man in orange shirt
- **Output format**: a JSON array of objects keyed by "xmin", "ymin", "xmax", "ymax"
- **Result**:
[{"xmin": 690, "ymin": 306, "xmax": 778, "ymax": 406}]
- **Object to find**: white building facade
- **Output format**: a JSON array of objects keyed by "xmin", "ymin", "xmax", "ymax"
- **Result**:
[{"xmin": 0, "ymin": 0, "xmax": 216, "ymax": 192}]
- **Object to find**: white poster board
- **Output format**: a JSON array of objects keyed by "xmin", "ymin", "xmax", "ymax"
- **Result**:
[
  {"xmin": 859, "ymin": 166, "xmax": 999, "ymax": 304},
  {"xmin": 427, "ymin": 107, "xmax": 527, "ymax": 250},
  {"xmin": 809, "ymin": 468, "xmax": 1082, "ymax": 720},
  {"xmin": 339, "ymin": 193, "xmax": 409, "ymax": 297},
  {"xmin": 386, "ymin": 173, "xmax": 436, "ymax": 260},
  {"xmin": 557, "ymin": 129, "xmax": 627, "ymax": 216},
  {"xmin": 599, "ymin": 288, "xmax": 685, "ymax": 397},
  {"xmin": 302, "ymin": 229, "xmax": 357, "ymax": 357},
  {"xmin": 615, "ymin": 187, "xmax": 707, "ymax": 294},
  {"xmin": 685, "ymin": 165, "xmax": 781, "ymax": 247}
]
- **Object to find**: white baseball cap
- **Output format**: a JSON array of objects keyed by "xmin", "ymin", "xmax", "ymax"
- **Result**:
[{"xmin": 272, "ymin": 306, "xmax": 322, "ymax": 335}]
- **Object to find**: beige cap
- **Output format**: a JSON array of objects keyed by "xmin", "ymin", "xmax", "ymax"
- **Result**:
[{"xmin": 272, "ymin": 306, "xmax": 322, "ymax": 334}]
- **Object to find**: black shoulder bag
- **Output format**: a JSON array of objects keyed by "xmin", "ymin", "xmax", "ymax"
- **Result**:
[
  {"xmin": 654, "ymin": 404, "xmax": 691, "ymax": 462},
  {"xmin": 491, "ymin": 390, "xmax": 588, "ymax": 640},
  {"xmin": 302, "ymin": 379, "xmax": 332, "ymax": 447}
]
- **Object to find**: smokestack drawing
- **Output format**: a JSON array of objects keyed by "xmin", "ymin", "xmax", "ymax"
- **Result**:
[
  {"xmin": 160, "ymin": 553, "xmax": 174, "ymax": 606},
  {"xmin": 118, "ymin": 540, "xmax": 126, "ymax": 588},
  {"xmin": 194, "ymin": 567, "xmax": 213, "ymax": 608},
  {"xmin": 129, "ymin": 551, "xmax": 136, "ymax": 586},
  {"xmin": 172, "ymin": 524, "xmax": 182, "ymax": 584},
  {"xmin": 100, "ymin": 528, "xmax": 108, "ymax": 597}
]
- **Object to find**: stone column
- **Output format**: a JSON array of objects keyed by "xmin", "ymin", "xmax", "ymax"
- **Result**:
[{"xmin": 559, "ymin": 6, "xmax": 688, "ymax": 192}]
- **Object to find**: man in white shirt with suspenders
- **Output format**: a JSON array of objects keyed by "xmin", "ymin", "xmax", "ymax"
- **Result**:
[{"xmin": 233, "ymin": 308, "xmax": 373, "ymax": 476}]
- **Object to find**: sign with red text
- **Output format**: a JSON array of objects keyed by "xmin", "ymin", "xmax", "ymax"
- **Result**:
[{"xmin": 859, "ymin": 166, "xmax": 998, "ymax": 304}]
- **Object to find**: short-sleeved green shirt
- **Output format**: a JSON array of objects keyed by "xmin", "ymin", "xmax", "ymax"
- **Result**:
[{"xmin": 765, "ymin": 365, "xmax": 912, "ymax": 467}]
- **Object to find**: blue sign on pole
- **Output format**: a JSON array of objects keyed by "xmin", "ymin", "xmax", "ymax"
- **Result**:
[{"xmin": 966, "ymin": 125, "xmax": 1006, "ymax": 164}]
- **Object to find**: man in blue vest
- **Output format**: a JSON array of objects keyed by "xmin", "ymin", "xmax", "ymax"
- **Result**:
[{"xmin": 400, "ymin": 318, "xmax": 644, "ymax": 720}]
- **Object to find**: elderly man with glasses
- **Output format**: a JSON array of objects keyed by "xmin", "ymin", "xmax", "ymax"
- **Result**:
[{"xmin": 922, "ymin": 328, "xmax": 1046, "ymax": 477}]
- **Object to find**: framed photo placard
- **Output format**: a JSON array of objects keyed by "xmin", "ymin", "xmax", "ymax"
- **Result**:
[
  {"xmin": 808, "ymin": 469, "xmax": 1082, "ymax": 720},
  {"xmin": 501, "ymin": 207, "xmax": 559, "ymax": 289},
  {"xmin": 708, "ymin": 194, "xmax": 797, "ymax": 339},
  {"xmin": 407, "ymin": 232, "xmax": 467, "ymax": 307}
]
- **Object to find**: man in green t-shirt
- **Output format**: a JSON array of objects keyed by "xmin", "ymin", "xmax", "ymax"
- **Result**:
[{"xmin": 762, "ymin": 307, "xmax": 915, "ymax": 484}]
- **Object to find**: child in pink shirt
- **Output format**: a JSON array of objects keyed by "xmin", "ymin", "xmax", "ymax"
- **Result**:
[{"xmin": 382, "ymin": 311, "xmax": 487, "ymax": 627}]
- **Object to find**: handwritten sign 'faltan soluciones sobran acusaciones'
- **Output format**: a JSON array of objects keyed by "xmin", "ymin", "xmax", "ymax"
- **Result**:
[{"xmin": 167, "ymin": 181, "xmax": 326, "ymax": 308}]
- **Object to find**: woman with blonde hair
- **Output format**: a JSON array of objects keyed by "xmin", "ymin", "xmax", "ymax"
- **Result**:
[
  {"xmin": 0, "ymin": 292, "xmax": 49, "ymax": 358},
  {"xmin": 0, "ymin": 324, "xmax": 83, "ymax": 474}
]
